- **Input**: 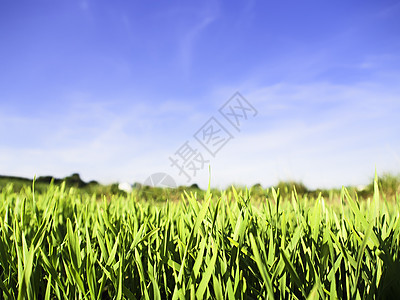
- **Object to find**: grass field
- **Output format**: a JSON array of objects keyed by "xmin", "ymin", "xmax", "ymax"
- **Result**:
[{"xmin": 0, "ymin": 175, "xmax": 399, "ymax": 299}]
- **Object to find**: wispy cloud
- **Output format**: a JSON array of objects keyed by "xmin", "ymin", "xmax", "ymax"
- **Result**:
[
  {"xmin": 179, "ymin": 5, "xmax": 218, "ymax": 75},
  {"xmin": 0, "ymin": 91, "xmax": 206, "ymax": 183},
  {"xmin": 377, "ymin": 1, "xmax": 400, "ymax": 18},
  {"xmin": 78, "ymin": 0, "xmax": 89, "ymax": 11},
  {"xmin": 184, "ymin": 79, "xmax": 400, "ymax": 189}
]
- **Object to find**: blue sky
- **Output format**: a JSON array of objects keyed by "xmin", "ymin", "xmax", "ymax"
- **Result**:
[{"xmin": 1, "ymin": 0, "xmax": 400, "ymax": 189}]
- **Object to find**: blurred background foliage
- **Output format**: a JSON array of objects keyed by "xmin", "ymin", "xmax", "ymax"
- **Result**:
[{"xmin": 0, "ymin": 172, "xmax": 399, "ymax": 202}]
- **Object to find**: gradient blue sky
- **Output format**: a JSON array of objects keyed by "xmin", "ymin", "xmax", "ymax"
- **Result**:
[{"xmin": 1, "ymin": 0, "xmax": 400, "ymax": 189}]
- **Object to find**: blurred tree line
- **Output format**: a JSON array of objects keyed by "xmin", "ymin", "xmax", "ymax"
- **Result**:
[{"xmin": 1, "ymin": 172, "xmax": 399, "ymax": 202}]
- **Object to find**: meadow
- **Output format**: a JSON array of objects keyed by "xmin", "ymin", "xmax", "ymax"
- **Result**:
[{"xmin": 0, "ymin": 175, "xmax": 399, "ymax": 299}]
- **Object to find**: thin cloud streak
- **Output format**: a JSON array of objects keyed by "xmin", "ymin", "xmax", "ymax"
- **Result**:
[{"xmin": 179, "ymin": 5, "xmax": 218, "ymax": 75}]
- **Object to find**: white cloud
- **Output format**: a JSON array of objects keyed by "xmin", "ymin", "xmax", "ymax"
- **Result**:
[
  {"xmin": 176, "ymin": 80, "xmax": 400, "ymax": 189},
  {"xmin": 1, "ymin": 77, "xmax": 399, "ymax": 189},
  {"xmin": 0, "ymin": 92, "xmax": 205, "ymax": 184}
]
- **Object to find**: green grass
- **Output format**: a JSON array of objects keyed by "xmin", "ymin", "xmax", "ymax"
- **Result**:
[{"xmin": 0, "ymin": 175, "xmax": 399, "ymax": 299}]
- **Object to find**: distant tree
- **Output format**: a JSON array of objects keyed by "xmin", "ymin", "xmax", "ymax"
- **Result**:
[
  {"xmin": 64, "ymin": 173, "xmax": 86, "ymax": 188},
  {"xmin": 276, "ymin": 181, "xmax": 308, "ymax": 195},
  {"xmin": 365, "ymin": 173, "xmax": 400, "ymax": 196},
  {"xmin": 190, "ymin": 183, "xmax": 200, "ymax": 189},
  {"xmin": 110, "ymin": 183, "xmax": 121, "ymax": 195},
  {"xmin": 252, "ymin": 183, "xmax": 263, "ymax": 189},
  {"xmin": 36, "ymin": 176, "xmax": 55, "ymax": 184}
]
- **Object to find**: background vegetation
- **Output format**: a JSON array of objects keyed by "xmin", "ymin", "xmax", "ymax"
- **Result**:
[{"xmin": 1, "ymin": 172, "xmax": 399, "ymax": 202}]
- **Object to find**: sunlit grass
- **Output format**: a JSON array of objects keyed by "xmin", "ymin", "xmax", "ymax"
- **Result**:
[{"xmin": 0, "ymin": 174, "xmax": 399, "ymax": 299}]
